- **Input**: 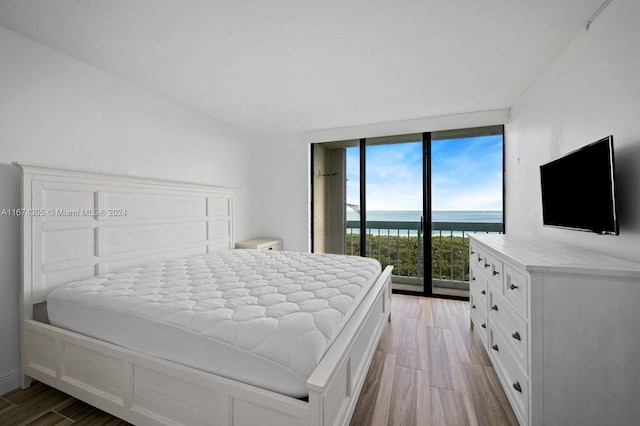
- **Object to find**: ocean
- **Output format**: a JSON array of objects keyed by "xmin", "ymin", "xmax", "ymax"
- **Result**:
[
  {"xmin": 345, "ymin": 210, "xmax": 503, "ymax": 236},
  {"xmin": 346, "ymin": 210, "xmax": 502, "ymax": 223}
]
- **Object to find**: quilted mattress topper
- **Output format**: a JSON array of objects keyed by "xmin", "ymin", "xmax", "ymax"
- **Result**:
[{"xmin": 46, "ymin": 249, "xmax": 382, "ymax": 386}]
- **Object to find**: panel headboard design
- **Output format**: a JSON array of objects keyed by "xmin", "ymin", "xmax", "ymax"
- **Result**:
[{"xmin": 15, "ymin": 163, "xmax": 234, "ymax": 307}]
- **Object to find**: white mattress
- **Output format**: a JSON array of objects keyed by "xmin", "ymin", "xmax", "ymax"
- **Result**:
[{"xmin": 46, "ymin": 249, "xmax": 382, "ymax": 397}]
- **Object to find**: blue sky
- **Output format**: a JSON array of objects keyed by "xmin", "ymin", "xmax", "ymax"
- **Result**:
[{"xmin": 346, "ymin": 135, "xmax": 503, "ymax": 211}]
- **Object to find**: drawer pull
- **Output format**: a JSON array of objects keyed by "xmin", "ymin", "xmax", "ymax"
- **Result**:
[
  {"xmin": 268, "ymin": 247, "xmax": 273, "ymax": 250},
  {"xmin": 471, "ymin": 250, "xmax": 476, "ymax": 254},
  {"xmin": 481, "ymin": 323, "xmax": 487, "ymax": 329},
  {"xmin": 512, "ymin": 331, "xmax": 521, "ymax": 341},
  {"xmin": 491, "ymin": 304, "xmax": 499, "ymax": 311},
  {"xmin": 492, "ymin": 344, "xmax": 499, "ymax": 352},
  {"xmin": 478, "ymin": 257, "xmax": 483, "ymax": 262},
  {"xmin": 472, "ymin": 277, "xmax": 476, "ymax": 281},
  {"xmin": 510, "ymin": 283, "xmax": 519, "ymax": 290},
  {"xmin": 492, "ymin": 270, "xmax": 500, "ymax": 276},
  {"xmin": 513, "ymin": 381, "xmax": 522, "ymax": 393},
  {"xmin": 481, "ymin": 289, "xmax": 486, "ymax": 295},
  {"xmin": 472, "ymin": 304, "xmax": 476, "ymax": 309},
  {"xmin": 484, "ymin": 263, "xmax": 490, "ymax": 268}
]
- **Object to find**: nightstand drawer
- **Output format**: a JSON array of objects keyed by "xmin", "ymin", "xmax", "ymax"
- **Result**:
[{"xmin": 235, "ymin": 238, "xmax": 282, "ymax": 251}]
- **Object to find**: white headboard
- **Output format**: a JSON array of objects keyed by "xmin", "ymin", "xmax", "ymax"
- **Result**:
[{"xmin": 15, "ymin": 163, "xmax": 234, "ymax": 307}]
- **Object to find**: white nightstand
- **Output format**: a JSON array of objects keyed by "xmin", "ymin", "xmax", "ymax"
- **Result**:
[{"xmin": 235, "ymin": 238, "xmax": 282, "ymax": 251}]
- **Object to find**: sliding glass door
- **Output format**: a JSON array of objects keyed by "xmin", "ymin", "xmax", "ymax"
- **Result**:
[
  {"xmin": 364, "ymin": 135, "xmax": 426, "ymax": 293},
  {"xmin": 312, "ymin": 134, "xmax": 429, "ymax": 294},
  {"xmin": 311, "ymin": 126, "xmax": 504, "ymax": 298},
  {"xmin": 429, "ymin": 128, "xmax": 504, "ymax": 297}
]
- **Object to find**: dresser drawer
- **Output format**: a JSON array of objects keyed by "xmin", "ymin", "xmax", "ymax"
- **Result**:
[
  {"xmin": 470, "ymin": 296, "xmax": 488, "ymax": 347},
  {"xmin": 481, "ymin": 251, "xmax": 504, "ymax": 294},
  {"xmin": 472, "ymin": 246, "xmax": 487, "ymax": 276},
  {"xmin": 504, "ymin": 264, "xmax": 528, "ymax": 317},
  {"xmin": 470, "ymin": 286, "xmax": 487, "ymax": 314},
  {"xmin": 469, "ymin": 265, "xmax": 488, "ymax": 311},
  {"xmin": 470, "ymin": 243, "xmax": 480, "ymax": 264},
  {"xmin": 488, "ymin": 289, "xmax": 528, "ymax": 369},
  {"xmin": 489, "ymin": 328, "xmax": 528, "ymax": 424}
]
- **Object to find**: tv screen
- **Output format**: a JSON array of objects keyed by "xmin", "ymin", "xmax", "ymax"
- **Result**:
[{"xmin": 540, "ymin": 135, "xmax": 618, "ymax": 235}]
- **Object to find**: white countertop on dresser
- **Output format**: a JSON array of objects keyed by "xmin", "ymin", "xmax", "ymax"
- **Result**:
[{"xmin": 469, "ymin": 234, "xmax": 640, "ymax": 278}]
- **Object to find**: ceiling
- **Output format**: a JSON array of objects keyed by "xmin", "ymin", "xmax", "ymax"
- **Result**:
[{"xmin": 0, "ymin": 0, "xmax": 606, "ymax": 138}]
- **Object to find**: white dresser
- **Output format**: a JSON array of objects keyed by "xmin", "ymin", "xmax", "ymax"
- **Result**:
[{"xmin": 469, "ymin": 234, "xmax": 640, "ymax": 426}]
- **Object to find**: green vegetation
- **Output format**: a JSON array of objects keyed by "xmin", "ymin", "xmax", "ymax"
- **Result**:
[{"xmin": 346, "ymin": 233, "xmax": 470, "ymax": 281}]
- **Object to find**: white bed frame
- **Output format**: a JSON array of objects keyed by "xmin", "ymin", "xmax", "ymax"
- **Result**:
[{"xmin": 15, "ymin": 163, "xmax": 393, "ymax": 426}]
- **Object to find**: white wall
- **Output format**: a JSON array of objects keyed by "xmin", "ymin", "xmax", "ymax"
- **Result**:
[
  {"xmin": 0, "ymin": 27, "xmax": 260, "ymax": 393},
  {"xmin": 506, "ymin": 0, "xmax": 640, "ymax": 262},
  {"xmin": 259, "ymin": 136, "xmax": 311, "ymax": 252}
]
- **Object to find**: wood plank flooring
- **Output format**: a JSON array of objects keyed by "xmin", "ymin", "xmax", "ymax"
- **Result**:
[
  {"xmin": 0, "ymin": 381, "xmax": 130, "ymax": 425},
  {"xmin": 350, "ymin": 295, "xmax": 518, "ymax": 426},
  {"xmin": 0, "ymin": 294, "xmax": 517, "ymax": 426}
]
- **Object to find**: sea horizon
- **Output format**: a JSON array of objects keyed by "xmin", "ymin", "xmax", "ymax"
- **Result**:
[{"xmin": 346, "ymin": 209, "xmax": 503, "ymax": 223}]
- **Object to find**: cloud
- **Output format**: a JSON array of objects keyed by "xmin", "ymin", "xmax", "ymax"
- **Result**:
[{"xmin": 347, "ymin": 135, "xmax": 503, "ymax": 211}]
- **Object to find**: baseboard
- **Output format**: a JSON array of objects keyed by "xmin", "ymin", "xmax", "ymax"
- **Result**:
[{"xmin": 0, "ymin": 369, "xmax": 21, "ymax": 395}]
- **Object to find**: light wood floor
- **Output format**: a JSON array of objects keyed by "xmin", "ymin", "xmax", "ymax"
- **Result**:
[
  {"xmin": 0, "ymin": 294, "xmax": 517, "ymax": 426},
  {"xmin": 0, "ymin": 382, "xmax": 130, "ymax": 426},
  {"xmin": 349, "ymin": 294, "xmax": 518, "ymax": 425}
]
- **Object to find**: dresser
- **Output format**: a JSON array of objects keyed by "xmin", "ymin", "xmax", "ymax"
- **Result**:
[{"xmin": 469, "ymin": 234, "xmax": 640, "ymax": 426}]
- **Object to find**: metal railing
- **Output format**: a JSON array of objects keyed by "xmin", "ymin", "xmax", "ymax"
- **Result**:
[{"xmin": 346, "ymin": 220, "xmax": 503, "ymax": 290}]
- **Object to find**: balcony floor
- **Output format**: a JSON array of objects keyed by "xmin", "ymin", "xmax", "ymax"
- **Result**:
[
  {"xmin": 433, "ymin": 286, "xmax": 470, "ymax": 298},
  {"xmin": 392, "ymin": 281, "xmax": 470, "ymax": 299}
]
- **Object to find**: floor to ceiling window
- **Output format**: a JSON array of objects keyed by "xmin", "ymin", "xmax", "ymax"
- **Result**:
[{"xmin": 311, "ymin": 125, "xmax": 504, "ymax": 298}]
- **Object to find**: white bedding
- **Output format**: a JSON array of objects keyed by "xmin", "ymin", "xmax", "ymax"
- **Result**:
[{"xmin": 46, "ymin": 249, "xmax": 382, "ymax": 397}]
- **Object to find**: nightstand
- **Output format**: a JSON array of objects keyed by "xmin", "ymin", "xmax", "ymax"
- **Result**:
[{"xmin": 235, "ymin": 238, "xmax": 282, "ymax": 251}]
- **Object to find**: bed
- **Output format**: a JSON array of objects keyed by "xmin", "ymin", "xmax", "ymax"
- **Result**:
[{"xmin": 15, "ymin": 163, "xmax": 393, "ymax": 426}]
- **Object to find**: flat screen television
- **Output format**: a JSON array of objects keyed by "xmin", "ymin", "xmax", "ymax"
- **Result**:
[{"xmin": 540, "ymin": 135, "xmax": 618, "ymax": 235}]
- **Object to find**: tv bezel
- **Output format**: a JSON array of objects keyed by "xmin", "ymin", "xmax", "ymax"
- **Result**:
[{"xmin": 539, "ymin": 135, "xmax": 618, "ymax": 235}]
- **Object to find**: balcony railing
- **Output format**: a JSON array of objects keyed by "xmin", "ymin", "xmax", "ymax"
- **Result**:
[{"xmin": 346, "ymin": 220, "xmax": 504, "ymax": 291}]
